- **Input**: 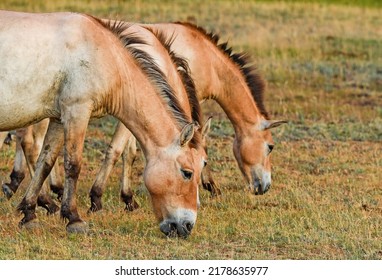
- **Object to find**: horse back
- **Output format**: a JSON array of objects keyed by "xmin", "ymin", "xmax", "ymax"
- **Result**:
[{"xmin": 0, "ymin": 11, "xmax": 121, "ymax": 130}]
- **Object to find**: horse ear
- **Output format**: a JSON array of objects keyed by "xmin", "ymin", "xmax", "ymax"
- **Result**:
[
  {"xmin": 260, "ymin": 120, "xmax": 288, "ymax": 131},
  {"xmin": 201, "ymin": 117, "xmax": 212, "ymax": 140},
  {"xmin": 180, "ymin": 123, "xmax": 195, "ymax": 147}
]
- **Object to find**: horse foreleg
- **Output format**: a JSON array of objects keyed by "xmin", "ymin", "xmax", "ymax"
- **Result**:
[
  {"xmin": 121, "ymin": 133, "xmax": 139, "ymax": 211},
  {"xmin": 60, "ymin": 107, "xmax": 90, "ymax": 233},
  {"xmin": 201, "ymin": 163, "xmax": 221, "ymax": 197},
  {"xmin": 89, "ymin": 122, "xmax": 129, "ymax": 212},
  {"xmin": 17, "ymin": 120, "xmax": 64, "ymax": 228},
  {"xmin": 200, "ymin": 117, "xmax": 221, "ymax": 197}
]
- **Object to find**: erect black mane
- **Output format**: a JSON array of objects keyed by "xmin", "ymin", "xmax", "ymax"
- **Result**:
[{"xmin": 176, "ymin": 22, "xmax": 269, "ymax": 119}]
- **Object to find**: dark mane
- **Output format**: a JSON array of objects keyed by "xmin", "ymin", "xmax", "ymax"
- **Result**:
[
  {"xmin": 94, "ymin": 18, "xmax": 191, "ymax": 130},
  {"xmin": 176, "ymin": 22, "xmax": 269, "ymax": 119},
  {"xmin": 144, "ymin": 27, "xmax": 202, "ymax": 149},
  {"xmin": 145, "ymin": 28, "xmax": 201, "ymax": 126}
]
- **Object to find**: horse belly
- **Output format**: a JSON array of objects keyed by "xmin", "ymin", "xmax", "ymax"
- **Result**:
[{"xmin": 0, "ymin": 97, "xmax": 48, "ymax": 131}]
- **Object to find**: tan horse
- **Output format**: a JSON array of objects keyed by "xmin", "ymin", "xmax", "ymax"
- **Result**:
[{"xmin": 0, "ymin": 11, "xmax": 205, "ymax": 237}]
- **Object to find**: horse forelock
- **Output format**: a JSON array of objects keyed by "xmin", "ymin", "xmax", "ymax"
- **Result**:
[
  {"xmin": 176, "ymin": 22, "xmax": 270, "ymax": 120},
  {"xmin": 94, "ymin": 18, "xmax": 194, "ymax": 138}
]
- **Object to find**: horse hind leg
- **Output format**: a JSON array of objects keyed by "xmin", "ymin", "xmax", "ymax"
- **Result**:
[
  {"xmin": 24, "ymin": 122, "xmax": 59, "ymax": 215},
  {"xmin": 2, "ymin": 135, "xmax": 27, "ymax": 199},
  {"xmin": 120, "ymin": 134, "xmax": 139, "ymax": 211},
  {"xmin": 32, "ymin": 119, "xmax": 64, "ymax": 201},
  {"xmin": 89, "ymin": 122, "xmax": 130, "ymax": 213}
]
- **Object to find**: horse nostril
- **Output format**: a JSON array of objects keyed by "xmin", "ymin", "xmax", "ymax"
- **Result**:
[
  {"xmin": 170, "ymin": 223, "xmax": 177, "ymax": 231},
  {"xmin": 160, "ymin": 222, "xmax": 178, "ymax": 237},
  {"xmin": 184, "ymin": 222, "xmax": 193, "ymax": 232},
  {"xmin": 160, "ymin": 220, "xmax": 194, "ymax": 238}
]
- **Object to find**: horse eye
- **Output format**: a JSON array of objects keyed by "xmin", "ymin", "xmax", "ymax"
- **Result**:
[
  {"xmin": 203, "ymin": 160, "xmax": 207, "ymax": 167},
  {"xmin": 268, "ymin": 144, "xmax": 274, "ymax": 154},
  {"xmin": 181, "ymin": 169, "xmax": 193, "ymax": 180}
]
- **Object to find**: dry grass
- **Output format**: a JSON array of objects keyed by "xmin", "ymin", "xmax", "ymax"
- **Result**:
[{"xmin": 0, "ymin": 0, "xmax": 381, "ymax": 260}]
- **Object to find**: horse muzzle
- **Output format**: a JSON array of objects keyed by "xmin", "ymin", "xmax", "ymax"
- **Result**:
[
  {"xmin": 160, "ymin": 220, "xmax": 194, "ymax": 238},
  {"xmin": 254, "ymin": 178, "xmax": 271, "ymax": 195},
  {"xmin": 252, "ymin": 170, "xmax": 271, "ymax": 195},
  {"xmin": 159, "ymin": 209, "xmax": 196, "ymax": 238}
]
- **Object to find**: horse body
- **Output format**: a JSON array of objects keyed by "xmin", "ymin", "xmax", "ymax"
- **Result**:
[{"xmin": 0, "ymin": 11, "xmax": 204, "ymax": 237}]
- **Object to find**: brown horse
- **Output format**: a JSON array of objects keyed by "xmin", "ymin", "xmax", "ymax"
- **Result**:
[{"xmin": 0, "ymin": 11, "xmax": 205, "ymax": 237}]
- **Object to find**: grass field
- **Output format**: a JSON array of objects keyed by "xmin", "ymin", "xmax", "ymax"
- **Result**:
[{"xmin": 0, "ymin": 0, "xmax": 381, "ymax": 259}]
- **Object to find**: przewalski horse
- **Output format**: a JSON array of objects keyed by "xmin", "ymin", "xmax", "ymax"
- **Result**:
[
  {"xmin": 89, "ymin": 24, "xmax": 209, "ymax": 212},
  {"xmin": 0, "ymin": 11, "xmax": 205, "ymax": 237},
  {"xmin": 87, "ymin": 21, "xmax": 286, "ymax": 211}
]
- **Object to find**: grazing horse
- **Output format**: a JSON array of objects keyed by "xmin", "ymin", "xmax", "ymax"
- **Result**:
[
  {"xmin": 89, "ymin": 24, "xmax": 209, "ymax": 213},
  {"xmin": 0, "ymin": 11, "xmax": 205, "ymax": 237}
]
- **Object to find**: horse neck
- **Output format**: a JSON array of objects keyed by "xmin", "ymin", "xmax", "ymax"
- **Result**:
[
  {"xmin": 197, "ymin": 51, "xmax": 262, "ymax": 136},
  {"xmin": 167, "ymin": 23, "xmax": 263, "ymax": 136},
  {"xmin": 214, "ymin": 81, "xmax": 262, "ymax": 136},
  {"xmin": 111, "ymin": 74, "xmax": 179, "ymax": 158}
]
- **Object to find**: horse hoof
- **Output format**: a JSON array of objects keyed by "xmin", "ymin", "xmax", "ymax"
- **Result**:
[
  {"xmin": 66, "ymin": 221, "xmax": 88, "ymax": 234},
  {"xmin": 2, "ymin": 184, "xmax": 14, "ymax": 200},
  {"xmin": 87, "ymin": 206, "xmax": 102, "ymax": 214},
  {"xmin": 125, "ymin": 201, "xmax": 140, "ymax": 212},
  {"xmin": 202, "ymin": 182, "xmax": 222, "ymax": 197},
  {"xmin": 47, "ymin": 203, "xmax": 60, "ymax": 215}
]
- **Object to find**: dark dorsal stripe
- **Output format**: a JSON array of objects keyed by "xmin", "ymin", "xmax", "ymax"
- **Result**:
[
  {"xmin": 176, "ymin": 22, "xmax": 269, "ymax": 120},
  {"xmin": 94, "ymin": 18, "xmax": 191, "ymax": 131}
]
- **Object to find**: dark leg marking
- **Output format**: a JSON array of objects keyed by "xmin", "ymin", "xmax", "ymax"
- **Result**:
[
  {"xmin": 2, "ymin": 169, "xmax": 26, "ymax": 199},
  {"xmin": 121, "ymin": 190, "xmax": 139, "ymax": 212},
  {"xmin": 89, "ymin": 187, "xmax": 103, "ymax": 212}
]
